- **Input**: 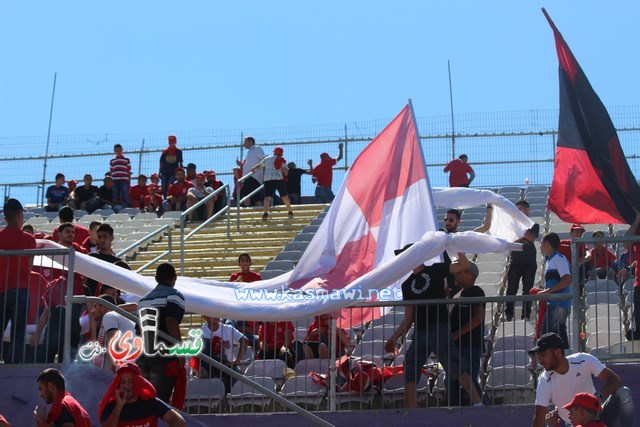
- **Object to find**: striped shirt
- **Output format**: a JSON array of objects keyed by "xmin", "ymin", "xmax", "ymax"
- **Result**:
[
  {"xmin": 138, "ymin": 284, "xmax": 185, "ymax": 346},
  {"xmin": 110, "ymin": 156, "xmax": 131, "ymax": 182}
]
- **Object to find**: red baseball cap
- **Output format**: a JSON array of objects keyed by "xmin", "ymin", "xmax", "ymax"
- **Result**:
[
  {"xmin": 196, "ymin": 173, "xmax": 206, "ymax": 180},
  {"xmin": 570, "ymin": 224, "xmax": 586, "ymax": 232},
  {"xmin": 562, "ymin": 392, "xmax": 602, "ymax": 412},
  {"xmin": 274, "ymin": 146, "xmax": 284, "ymax": 156}
]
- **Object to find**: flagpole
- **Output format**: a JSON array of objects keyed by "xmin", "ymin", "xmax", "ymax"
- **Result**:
[
  {"xmin": 41, "ymin": 72, "xmax": 57, "ymax": 206},
  {"xmin": 447, "ymin": 60, "xmax": 456, "ymax": 159}
]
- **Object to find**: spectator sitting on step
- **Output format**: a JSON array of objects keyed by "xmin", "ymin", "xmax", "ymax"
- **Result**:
[
  {"xmin": 97, "ymin": 176, "xmax": 124, "ymax": 213},
  {"xmin": 144, "ymin": 184, "xmax": 163, "ymax": 215},
  {"xmin": 128, "ymin": 174, "xmax": 149, "ymax": 210},
  {"xmin": 204, "ymin": 170, "xmax": 227, "ymax": 214},
  {"xmin": 51, "ymin": 206, "xmax": 90, "ymax": 246},
  {"xmin": 149, "ymin": 172, "xmax": 163, "ymax": 196},
  {"xmin": 583, "ymin": 230, "xmax": 616, "ymax": 280},
  {"xmin": 190, "ymin": 316, "xmax": 248, "ymax": 394},
  {"xmin": 74, "ymin": 174, "xmax": 100, "ymax": 212},
  {"xmin": 162, "ymin": 168, "xmax": 193, "ymax": 213},
  {"xmin": 226, "ymin": 253, "xmax": 262, "ymax": 347},
  {"xmin": 45, "ymin": 173, "xmax": 70, "ymax": 212},
  {"xmin": 186, "ymin": 173, "xmax": 214, "ymax": 222},
  {"xmin": 302, "ymin": 314, "xmax": 351, "ymax": 359}
]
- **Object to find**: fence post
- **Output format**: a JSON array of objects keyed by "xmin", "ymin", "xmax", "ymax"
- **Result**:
[
  {"xmin": 570, "ymin": 240, "xmax": 582, "ymax": 352},
  {"xmin": 329, "ymin": 318, "xmax": 337, "ymax": 412},
  {"xmin": 343, "ymin": 124, "xmax": 348, "ymax": 169},
  {"xmin": 63, "ymin": 248, "xmax": 75, "ymax": 364},
  {"xmin": 138, "ymin": 138, "xmax": 145, "ymax": 176}
]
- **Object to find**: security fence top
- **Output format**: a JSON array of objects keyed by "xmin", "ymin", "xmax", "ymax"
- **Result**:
[
  {"xmin": 344, "ymin": 294, "xmax": 572, "ymax": 309},
  {"xmin": 574, "ymin": 235, "xmax": 640, "ymax": 244},
  {"xmin": 0, "ymin": 248, "xmax": 74, "ymax": 256}
]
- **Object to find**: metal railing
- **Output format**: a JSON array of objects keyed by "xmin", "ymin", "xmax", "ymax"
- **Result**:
[
  {"xmin": 235, "ymin": 170, "xmax": 264, "ymax": 232},
  {"xmin": 179, "ymin": 184, "xmax": 231, "ymax": 274},
  {"xmin": 71, "ymin": 295, "xmax": 332, "ymax": 427},
  {"xmin": 115, "ymin": 224, "xmax": 173, "ymax": 274}
]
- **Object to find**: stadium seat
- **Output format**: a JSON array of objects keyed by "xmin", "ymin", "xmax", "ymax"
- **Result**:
[
  {"xmin": 284, "ymin": 242, "xmax": 309, "ymax": 252},
  {"xmin": 585, "ymin": 292, "xmax": 620, "ymax": 306},
  {"xmin": 227, "ymin": 376, "xmax": 276, "ymax": 411},
  {"xmin": 184, "ymin": 378, "xmax": 226, "ymax": 413},
  {"xmin": 493, "ymin": 321, "xmax": 536, "ymax": 339},
  {"xmin": 584, "ymin": 279, "xmax": 618, "ymax": 294},
  {"xmin": 585, "ymin": 304, "xmax": 621, "ymax": 319},
  {"xmin": 487, "ymin": 350, "xmax": 532, "ymax": 369},
  {"xmin": 107, "ymin": 213, "xmax": 132, "ymax": 222},
  {"xmin": 279, "ymin": 375, "xmax": 325, "ymax": 410},
  {"xmin": 135, "ymin": 212, "xmax": 161, "ymax": 221},
  {"xmin": 119, "ymin": 207, "xmax": 142, "ymax": 217},
  {"xmin": 26, "ymin": 217, "xmax": 50, "ymax": 226},
  {"xmin": 293, "ymin": 358, "xmax": 330, "ymax": 376},
  {"xmin": 586, "ymin": 317, "xmax": 621, "ymax": 334},
  {"xmin": 161, "ymin": 211, "xmax": 183, "ymax": 220},
  {"xmin": 492, "ymin": 335, "xmax": 533, "ymax": 352},
  {"xmin": 73, "ymin": 209, "xmax": 88, "ymax": 219},
  {"xmin": 292, "ymin": 233, "xmax": 315, "ymax": 242},
  {"xmin": 244, "ymin": 359, "xmax": 287, "ymax": 384},
  {"xmin": 484, "ymin": 366, "xmax": 535, "ymax": 404},
  {"xmin": 586, "ymin": 332, "xmax": 624, "ymax": 352},
  {"xmin": 263, "ymin": 260, "xmax": 295, "ymax": 271},
  {"xmin": 361, "ymin": 324, "xmax": 396, "ymax": 342},
  {"xmin": 77, "ymin": 214, "xmax": 103, "ymax": 225},
  {"xmin": 301, "ymin": 225, "xmax": 320, "ymax": 234},
  {"xmin": 94, "ymin": 208, "xmax": 115, "ymax": 218},
  {"xmin": 41, "ymin": 211, "xmax": 60, "ymax": 220},
  {"xmin": 381, "ymin": 373, "xmax": 405, "ymax": 404}
]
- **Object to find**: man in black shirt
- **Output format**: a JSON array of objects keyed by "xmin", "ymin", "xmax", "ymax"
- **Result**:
[
  {"xmin": 73, "ymin": 174, "xmax": 100, "ymax": 212},
  {"xmin": 385, "ymin": 245, "xmax": 481, "ymax": 408},
  {"xmin": 449, "ymin": 262, "xmax": 485, "ymax": 405},
  {"xmin": 505, "ymin": 200, "xmax": 540, "ymax": 321},
  {"xmin": 286, "ymin": 162, "xmax": 311, "ymax": 205},
  {"xmin": 85, "ymin": 223, "xmax": 121, "ymax": 296}
]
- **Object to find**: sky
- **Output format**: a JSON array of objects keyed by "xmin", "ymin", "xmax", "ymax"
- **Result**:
[{"xmin": 0, "ymin": 1, "xmax": 639, "ymax": 138}]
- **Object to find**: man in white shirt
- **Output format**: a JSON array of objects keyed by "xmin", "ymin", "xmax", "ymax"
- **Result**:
[
  {"xmin": 93, "ymin": 294, "xmax": 137, "ymax": 372},
  {"xmin": 530, "ymin": 332, "xmax": 635, "ymax": 427},
  {"xmin": 236, "ymin": 136, "xmax": 265, "ymax": 206},
  {"xmin": 194, "ymin": 316, "xmax": 248, "ymax": 393}
]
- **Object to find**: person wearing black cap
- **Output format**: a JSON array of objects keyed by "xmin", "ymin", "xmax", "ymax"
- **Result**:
[
  {"xmin": 0, "ymin": 198, "xmax": 36, "ymax": 363},
  {"xmin": 530, "ymin": 332, "xmax": 635, "ymax": 427},
  {"xmin": 385, "ymin": 244, "xmax": 482, "ymax": 408}
]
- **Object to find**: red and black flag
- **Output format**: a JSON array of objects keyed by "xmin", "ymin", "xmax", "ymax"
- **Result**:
[{"xmin": 544, "ymin": 8, "xmax": 640, "ymax": 224}]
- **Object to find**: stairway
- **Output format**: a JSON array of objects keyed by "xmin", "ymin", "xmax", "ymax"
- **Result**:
[{"xmin": 127, "ymin": 204, "xmax": 327, "ymax": 281}]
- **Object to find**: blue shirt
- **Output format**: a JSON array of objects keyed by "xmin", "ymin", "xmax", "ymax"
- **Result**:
[{"xmin": 544, "ymin": 251, "xmax": 572, "ymax": 309}]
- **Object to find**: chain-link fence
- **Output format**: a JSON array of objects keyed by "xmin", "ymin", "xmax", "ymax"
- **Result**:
[{"xmin": 2, "ymin": 105, "xmax": 639, "ymax": 206}]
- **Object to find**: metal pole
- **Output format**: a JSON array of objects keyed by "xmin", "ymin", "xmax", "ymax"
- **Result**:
[
  {"xmin": 570, "ymin": 240, "xmax": 582, "ymax": 352},
  {"xmin": 343, "ymin": 124, "xmax": 348, "ymax": 168},
  {"xmin": 329, "ymin": 318, "xmax": 337, "ymax": 412},
  {"xmin": 226, "ymin": 187, "xmax": 231, "ymax": 239},
  {"xmin": 41, "ymin": 72, "xmax": 57, "ymax": 206},
  {"xmin": 63, "ymin": 248, "xmax": 75, "ymax": 364},
  {"xmin": 167, "ymin": 229, "xmax": 172, "ymax": 263},
  {"xmin": 180, "ymin": 218, "xmax": 185, "ymax": 275},
  {"xmin": 447, "ymin": 60, "xmax": 456, "ymax": 160},
  {"xmin": 138, "ymin": 138, "xmax": 145, "ymax": 176},
  {"xmin": 237, "ymin": 132, "xmax": 244, "ymax": 232}
]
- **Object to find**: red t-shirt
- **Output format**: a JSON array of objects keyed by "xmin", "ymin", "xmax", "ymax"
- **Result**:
[
  {"xmin": 167, "ymin": 180, "xmax": 194, "ymax": 199},
  {"xmin": 81, "ymin": 236, "xmax": 97, "ymax": 253},
  {"xmin": 145, "ymin": 194, "xmax": 163, "ymax": 208},
  {"xmin": 128, "ymin": 185, "xmax": 149, "ymax": 208},
  {"xmin": 0, "ymin": 226, "xmax": 37, "ymax": 291},
  {"xmin": 229, "ymin": 271, "xmax": 262, "ymax": 283},
  {"xmin": 259, "ymin": 321, "xmax": 294, "ymax": 350},
  {"xmin": 444, "ymin": 159, "xmax": 474, "ymax": 187},
  {"xmin": 312, "ymin": 157, "xmax": 337, "ymax": 187},
  {"xmin": 28, "ymin": 271, "xmax": 48, "ymax": 324},
  {"xmin": 588, "ymin": 247, "xmax": 616, "ymax": 269},
  {"xmin": 52, "ymin": 223, "xmax": 90, "ymax": 246},
  {"xmin": 558, "ymin": 239, "xmax": 588, "ymax": 263}
]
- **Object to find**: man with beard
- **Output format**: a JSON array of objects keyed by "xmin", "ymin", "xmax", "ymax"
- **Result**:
[{"xmin": 34, "ymin": 368, "xmax": 91, "ymax": 427}]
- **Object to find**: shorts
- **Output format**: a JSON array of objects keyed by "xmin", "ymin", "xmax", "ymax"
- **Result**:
[
  {"xmin": 240, "ymin": 176, "xmax": 264, "ymax": 205},
  {"xmin": 264, "ymin": 180, "xmax": 287, "ymax": 198}
]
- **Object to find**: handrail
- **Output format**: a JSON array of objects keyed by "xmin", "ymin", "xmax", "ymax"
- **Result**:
[
  {"xmin": 179, "ymin": 184, "xmax": 231, "ymax": 274},
  {"xmin": 235, "ymin": 170, "xmax": 264, "ymax": 232},
  {"xmin": 70, "ymin": 296, "xmax": 333, "ymax": 427}
]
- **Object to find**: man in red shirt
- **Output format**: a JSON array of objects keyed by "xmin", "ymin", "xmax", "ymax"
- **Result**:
[
  {"xmin": 163, "ymin": 168, "xmax": 193, "ymax": 212},
  {"xmin": 625, "ymin": 214, "xmax": 640, "ymax": 340},
  {"xmin": 258, "ymin": 320, "xmax": 296, "ymax": 367},
  {"xmin": 559, "ymin": 223, "xmax": 589, "ymax": 282},
  {"xmin": 0, "ymin": 198, "xmax": 36, "ymax": 363},
  {"xmin": 309, "ymin": 143, "xmax": 343, "ymax": 203},
  {"xmin": 228, "ymin": 253, "xmax": 262, "ymax": 347},
  {"xmin": 35, "ymin": 368, "xmax": 91, "ymax": 427},
  {"xmin": 584, "ymin": 230, "xmax": 616, "ymax": 280},
  {"xmin": 51, "ymin": 206, "xmax": 90, "ymax": 245},
  {"xmin": 128, "ymin": 174, "xmax": 149, "ymax": 209},
  {"xmin": 443, "ymin": 154, "xmax": 475, "ymax": 187}
]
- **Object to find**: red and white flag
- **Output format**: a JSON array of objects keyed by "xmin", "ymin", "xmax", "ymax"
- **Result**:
[{"xmin": 288, "ymin": 103, "xmax": 437, "ymax": 326}]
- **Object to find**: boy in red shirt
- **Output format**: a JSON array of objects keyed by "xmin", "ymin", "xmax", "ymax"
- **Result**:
[
  {"xmin": 227, "ymin": 253, "xmax": 262, "ymax": 347},
  {"xmin": 144, "ymin": 184, "xmax": 163, "ymax": 215},
  {"xmin": 128, "ymin": 174, "xmax": 149, "ymax": 209},
  {"xmin": 163, "ymin": 168, "xmax": 193, "ymax": 212},
  {"xmin": 257, "ymin": 321, "xmax": 297, "ymax": 367},
  {"xmin": 443, "ymin": 154, "xmax": 475, "ymax": 187},
  {"xmin": 584, "ymin": 230, "xmax": 616, "ymax": 280}
]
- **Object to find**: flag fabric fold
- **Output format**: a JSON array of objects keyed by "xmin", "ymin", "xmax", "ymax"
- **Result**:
[{"xmin": 543, "ymin": 8, "xmax": 640, "ymax": 224}]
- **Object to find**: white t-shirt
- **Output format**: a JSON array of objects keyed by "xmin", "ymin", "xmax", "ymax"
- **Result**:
[
  {"xmin": 535, "ymin": 353, "xmax": 606, "ymax": 424},
  {"xmin": 94, "ymin": 311, "xmax": 137, "ymax": 368},
  {"xmin": 201, "ymin": 323, "xmax": 244, "ymax": 363},
  {"xmin": 242, "ymin": 145, "xmax": 265, "ymax": 183},
  {"xmin": 261, "ymin": 155, "xmax": 286, "ymax": 181},
  {"xmin": 188, "ymin": 185, "xmax": 213, "ymax": 199}
]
